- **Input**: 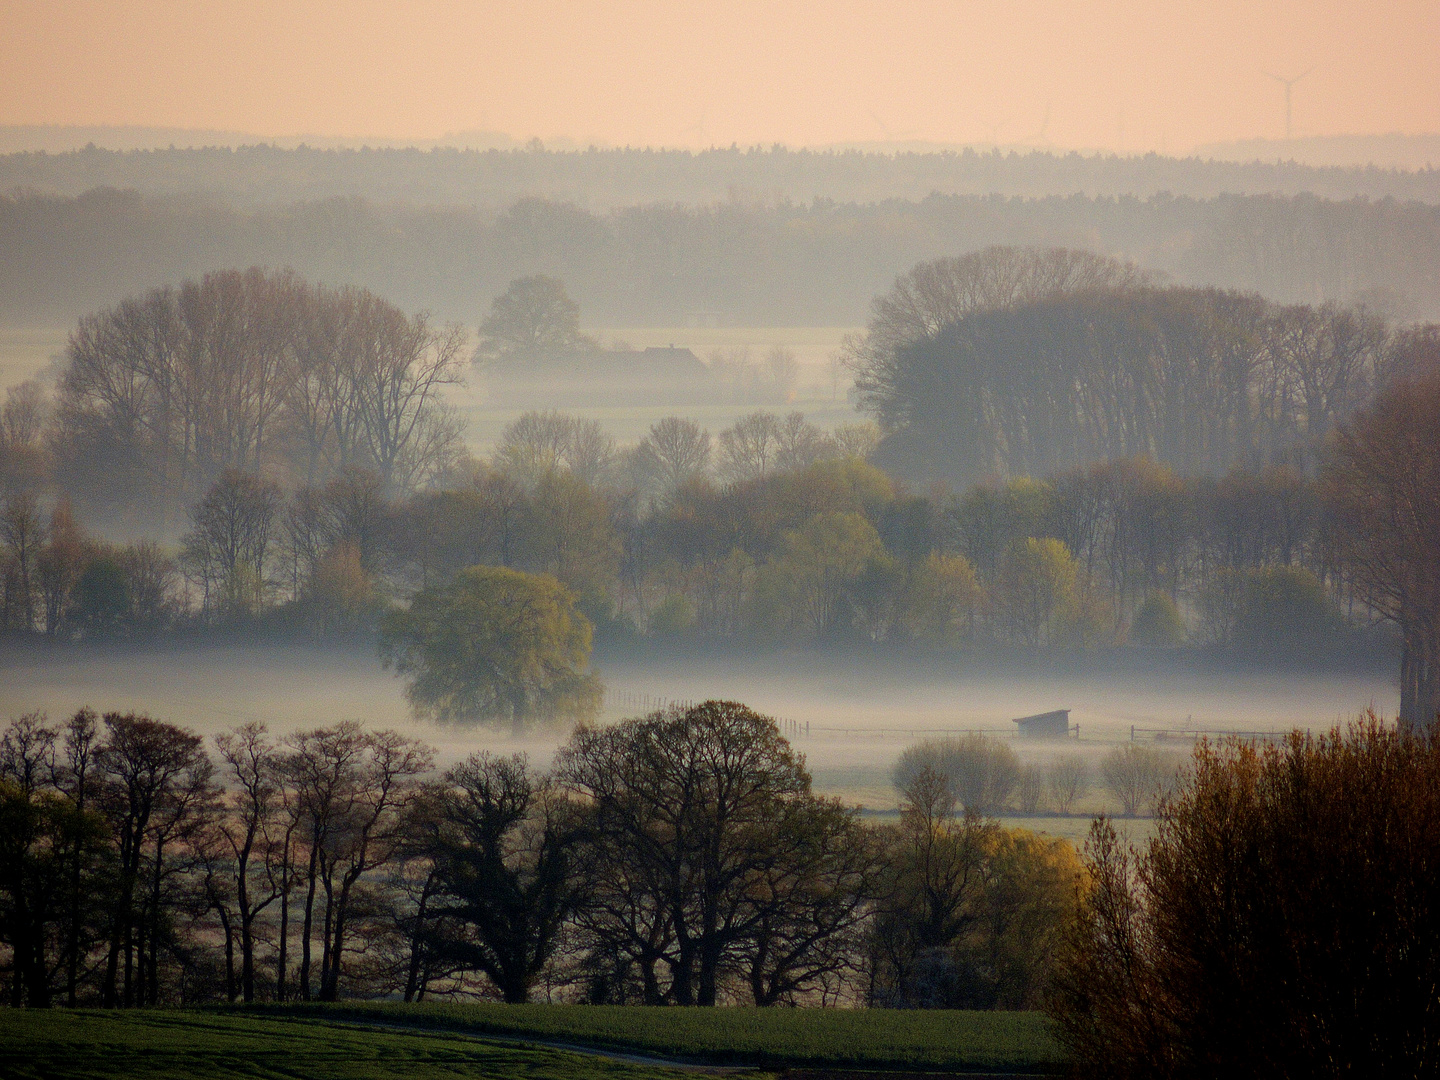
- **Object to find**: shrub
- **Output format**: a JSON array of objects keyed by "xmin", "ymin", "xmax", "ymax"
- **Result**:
[
  {"xmin": 1046, "ymin": 756, "xmax": 1089, "ymax": 815},
  {"xmin": 1128, "ymin": 590, "xmax": 1185, "ymax": 646},
  {"xmin": 647, "ymin": 593, "xmax": 697, "ymax": 636},
  {"xmin": 1050, "ymin": 718, "xmax": 1440, "ymax": 1078},
  {"xmin": 893, "ymin": 734, "xmax": 1021, "ymax": 815},
  {"xmin": 1099, "ymin": 744, "xmax": 1177, "ymax": 816},
  {"xmin": 70, "ymin": 557, "xmax": 131, "ymax": 636},
  {"xmin": 1016, "ymin": 765, "xmax": 1044, "ymax": 814},
  {"xmin": 1197, "ymin": 565, "xmax": 1344, "ymax": 649}
]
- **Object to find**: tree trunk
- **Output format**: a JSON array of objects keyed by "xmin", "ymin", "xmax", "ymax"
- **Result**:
[
  {"xmin": 671, "ymin": 939, "xmax": 695, "ymax": 1006},
  {"xmin": 321, "ymin": 882, "xmax": 347, "ymax": 1002},
  {"xmin": 640, "ymin": 956, "xmax": 662, "ymax": 1005},
  {"xmin": 218, "ymin": 903, "xmax": 236, "ymax": 1003},
  {"xmin": 1399, "ymin": 622, "xmax": 1440, "ymax": 731},
  {"xmin": 317, "ymin": 878, "xmax": 336, "ymax": 1001},
  {"xmin": 404, "ymin": 874, "xmax": 435, "ymax": 1003},
  {"xmin": 298, "ymin": 843, "xmax": 321, "ymax": 1002},
  {"xmin": 147, "ymin": 841, "xmax": 165, "ymax": 1006},
  {"xmin": 237, "ymin": 852, "xmax": 254, "ymax": 1002},
  {"xmin": 277, "ymin": 833, "xmax": 293, "ymax": 1002},
  {"xmin": 697, "ymin": 939, "xmax": 723, "ymax": 1006}
]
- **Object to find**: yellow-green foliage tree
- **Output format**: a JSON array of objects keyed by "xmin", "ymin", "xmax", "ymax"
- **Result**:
[
  {"xmin": 991, "ymin": 537, "xmax": 1080, "ymax": 646},
  {"xmin": 755, "ymin": 511, "xmax": 884, "ymax": 638},
  {"xmin": 380, "ymin": 566, "xmax": 601, "ymax": 733},
  {"xmin": 301, "ymin": 542, "xmax": 380, "ymax": 636},
  {"xmin": 902, "ymin": 552, "xmax": 983, "ymax": 643},
  {"xmin": 869, "ymin": 763, "xmax": 1084, "ymax": 1008}
]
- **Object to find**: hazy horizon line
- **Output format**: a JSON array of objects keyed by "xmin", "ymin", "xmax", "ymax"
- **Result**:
[{"xmin": 4, "ymin": 122, "xmax": 1440, "ymax": 168}]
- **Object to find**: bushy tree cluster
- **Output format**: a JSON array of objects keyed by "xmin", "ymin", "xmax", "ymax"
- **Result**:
[
  {"xmin": 47, "ymin": 268, "xmax": 466, "ymax": 528},
  {"xmin": 0, "ymin": 494, "xmax": 176, "ymax": 638},
  {"xmin": 853, "ymin": 248, "xmax": 1438, "ymax": 485},
  {"xmin": 869, "ymin": 760, "xmax": 1082, "ymax": 1009},
  {"xmin": 0, "ymin": 703, "xmax": 1079, "ymax": 1009},
  {"xmin": 1051, "ymin": 718, "xmax": 1440, "ymax": 1076},
  {"xmin": 1, "ymin": 418, "xmax": 1367, "ymax": 651}
]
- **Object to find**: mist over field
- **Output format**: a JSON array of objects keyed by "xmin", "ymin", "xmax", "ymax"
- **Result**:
[
  {"xmin": 0, "ymin": 641, "xmax": 1395, "ymax": 815},
  {"xmin": 3, "ymin": 4, "xmax": 1439, "ymax": 1053}
]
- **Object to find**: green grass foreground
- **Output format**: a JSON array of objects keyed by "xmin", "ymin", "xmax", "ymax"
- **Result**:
[
  {"xmin": 241, "ymin": 1000, "xmax": 1064, "ymax": 1072},
  {"xmin": 0, "ymin": 1008, "xmax": 689, "ymax": 1080}
]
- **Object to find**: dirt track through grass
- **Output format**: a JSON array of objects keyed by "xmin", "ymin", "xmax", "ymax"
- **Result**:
[
  {"xmin": 0, "ymin": 1008, "xmax": 702, "ymax": 1080},
  {"xmin": 239, "ymin": 1002, "xmax": 1064, "ymax": 1073}
]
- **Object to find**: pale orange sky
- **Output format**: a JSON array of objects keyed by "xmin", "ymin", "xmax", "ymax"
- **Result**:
[{"xmin": 2, "ymin": 0, "xmax": 1436, "ymax": 152}]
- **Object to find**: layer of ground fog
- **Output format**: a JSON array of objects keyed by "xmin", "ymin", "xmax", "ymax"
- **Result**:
[
  {"xmin": 0, "ymin": 1004, "xmax": 1063, "ymax": 1078},
  {"xmin": 0, "ymin": 640, "xmax": 1392, "ymax": 825}
]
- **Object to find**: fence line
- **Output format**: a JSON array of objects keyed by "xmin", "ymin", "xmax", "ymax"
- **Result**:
[
  {"xmin": 807, "ymin": 726, "xmax": 1015, "ymax": 740},
  {"xmin": 1130, "ymin": 725, "xmax": 1287, "ymax": 743},
  {"xmin": 600, "ymin": 692, "xmax": 1047, "ymax": 743}
]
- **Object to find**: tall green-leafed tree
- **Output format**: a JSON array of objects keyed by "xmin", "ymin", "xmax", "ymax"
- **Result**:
[{"xmin": 380, "ymin": 566, "xmax": 601, "ymax": 733}]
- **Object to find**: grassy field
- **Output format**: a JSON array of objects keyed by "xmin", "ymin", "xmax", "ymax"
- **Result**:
[
  {"xmin": 240, "ymin": 1002, "xmax": 1064, "ymax": 1073},
  {"xmin": 0, "ymin": 1008, "xmax": 694, "ymax": 1080}
]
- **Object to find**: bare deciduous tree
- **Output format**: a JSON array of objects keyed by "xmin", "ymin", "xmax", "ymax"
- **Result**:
[
  {"xmin": 717, "ymin": 412, "xmax": 783, "ymax": 482},
  {"xmin": 1325, "ymin": 375, "xmax": 1440, "ymax": 729},
  {"xmin": 630, "ymin": 417, "xmax": 711, "ymax": 501}
]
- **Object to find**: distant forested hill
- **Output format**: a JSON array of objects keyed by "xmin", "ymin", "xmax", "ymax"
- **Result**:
[
  {"xmin": 4, "ymin": 144, "xmax": 1440, "ymax": 208},
  {"xmin": 3, "ymin": 187, "xmax": 1439, "ymax": 326}
]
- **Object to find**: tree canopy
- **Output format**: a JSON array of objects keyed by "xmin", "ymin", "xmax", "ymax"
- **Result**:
[
  {"xmin": 1325, "ymin": 374, "xmax": 1440, "ymax": 729},
  {"xmin": 379, "ymin": 565, "xmax": 602, "ymax": 732},
  {"xmin": 475, "ymin": 275, "xmax": 593, "ymax": 369}
]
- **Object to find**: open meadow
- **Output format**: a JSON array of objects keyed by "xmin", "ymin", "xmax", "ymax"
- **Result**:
[
  {"xmin": 0, "ymin": 1004, "xmax": 1063, "ymax": 1078},
  {"xmin": 0, "ymin": 1008, "xmax": 691, "ymax": 1080},
  {"xmin": 247, "ymin": 1002, "xmax": 1062, "ymax": 1072}
]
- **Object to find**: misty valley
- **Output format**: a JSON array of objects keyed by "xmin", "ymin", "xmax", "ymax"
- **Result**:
[{"xmin": 2, "ymin": 111, "xmax": 1440, "ymax": 1076}]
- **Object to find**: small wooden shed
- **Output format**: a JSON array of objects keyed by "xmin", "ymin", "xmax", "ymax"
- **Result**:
[{"xmin": 1012, "ymin": 709, "xmax": 1072, "ymax": 739}]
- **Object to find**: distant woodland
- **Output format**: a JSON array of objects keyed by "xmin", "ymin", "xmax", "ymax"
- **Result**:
[
  {"xmin": 1, "ymin": 255, "xmax": 1435, "ymax": 671},
  {"xmin": 3, "ymin": 182, "xmax": 1439, "ymax": 326},
  {"xmin": 852, "ymin": 248, "xmax": 1440, "ymax": 484},
  {"xmin": 6, "ymin": 144, "xmax": 1440, "ymax": 206}
]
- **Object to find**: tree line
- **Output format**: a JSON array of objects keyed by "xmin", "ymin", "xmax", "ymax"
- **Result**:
[
  {"xmin": 0, "ymin": 406, "xmax": 1380, "ymax": 652},
  {"xmin": 8, "ymin": 143, "xmax": 1439, "ymax": 210},
  {"xmin": 4, "ymin": 262, "xmax": 1434, "ymax": 721},
  {"xmin": 4, "ymin": 184, "xmax": 1439, "ymax": 330},
  {"xmin": 46, "ymin": 267, "xmax": 466, "ymax": 530},
  {"xmin": 0, "ymin": 703, "xmax": 1079, "ymax": 1009},
  {"xmin": 0, "ymin": 417, "xmax": 1369, "ymax": 654},
  {"xmin": 852, "ymin": 247, "xmax": 1440, "ymax": 485}
]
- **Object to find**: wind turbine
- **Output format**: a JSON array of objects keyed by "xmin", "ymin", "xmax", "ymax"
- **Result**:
[{"xmin": 1264, "ymin": 68, "xmax": 1313, "ymax": 140}]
